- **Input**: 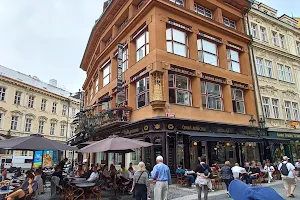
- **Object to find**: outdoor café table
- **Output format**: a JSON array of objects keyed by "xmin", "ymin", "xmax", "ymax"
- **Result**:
[
  {"xmin": 0, "ymin": 189, "xmax": 13, "ymax": 198},
  {"xmin": 75, "ymin": 182, "xmax": 96, "ymax": 199},
  {"xmin": 70, "ymin": 178, "xmax": 87, "ymax": 184}
]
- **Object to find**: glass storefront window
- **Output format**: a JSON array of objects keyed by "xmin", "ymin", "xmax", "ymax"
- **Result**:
[{"xmin": 176, "ymin": 135, "xmax": 184, "ymax": 168}]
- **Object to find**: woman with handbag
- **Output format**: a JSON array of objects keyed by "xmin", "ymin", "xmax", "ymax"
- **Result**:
[
  {"xmin": 130, "ymin": 162, "xmax": 150, "ymax": 200},
  {"xmin": 195, "ymin": 157, "xmax": 212, "ymax": 200}
]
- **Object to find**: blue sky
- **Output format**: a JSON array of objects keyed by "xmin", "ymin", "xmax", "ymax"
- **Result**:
[{"xmin": 0, "ymin": 0, "xmax": 299, "ymax": 93}]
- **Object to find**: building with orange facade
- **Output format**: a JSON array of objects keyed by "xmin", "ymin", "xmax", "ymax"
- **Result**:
[{"xmin": 71, "ymin": 0, "xmax": 264, "ymax": 172}]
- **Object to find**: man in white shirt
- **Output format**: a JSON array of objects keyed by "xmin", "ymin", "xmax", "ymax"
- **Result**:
[
  {"xmin": 278, "ymin": 156, "xmax": 298, "ymax": 198},
  {"xmin": 87, "ymin": 166, "xmax": 99, "ymax": 182},
  {"xmin": 263, "ymin": 162, "xmax": 275, "ymax": 183},
  {"xmin": 231, "ymin": 163, "xmax": 245, "ymax": 179}
]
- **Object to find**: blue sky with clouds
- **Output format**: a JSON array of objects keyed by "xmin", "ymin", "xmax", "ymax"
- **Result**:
[{"xmin": 0, "ymin": 0, "xmax": 299, "ymax": 93}]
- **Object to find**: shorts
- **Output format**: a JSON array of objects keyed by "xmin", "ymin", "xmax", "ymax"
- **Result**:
[{"xmin": 282, "ymin": 177, "xmax": 296, "ymax": 186}]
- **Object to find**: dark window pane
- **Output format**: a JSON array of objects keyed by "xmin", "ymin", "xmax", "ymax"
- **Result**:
[
  {"xmin": 137, "ymin": 93, "xmax": 146, "ymax": 108},
  {"xmin": 169, "ymin": 89, "xmax": 176, "ymax": 104}
]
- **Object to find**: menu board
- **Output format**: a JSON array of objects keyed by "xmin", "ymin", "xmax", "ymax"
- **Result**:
[
  {"xmin": 42, "ymin": 150, "xmax": 53, "ymax": 168},
  {"xmin": 33, "ymin": 151, "xmax": 43, "ymax": 168}
]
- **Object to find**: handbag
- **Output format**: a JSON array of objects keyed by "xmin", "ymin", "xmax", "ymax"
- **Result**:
[{"xmin": 132, "ymin": 171, "xmax": 144, "ymax": 198}]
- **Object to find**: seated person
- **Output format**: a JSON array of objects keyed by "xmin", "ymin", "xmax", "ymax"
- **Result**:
[
  {"xmin": 128, "ymin": 163, "xmax": 135, "ymax": 174},
  {"xmin": 6, "ymin": 173, "xmax": 38, "ymax": 200},
  {"xmin": 83, "ymin": 166, "xmax": 91, "ymax": 180},
  {"xmin": 102, "ymin": 165, "xmax": 110, "ymax": 179},
  {"xmin": 231, "ymin": 163, "xmax": 245, "ymax": 179},
  {"xmin": 244, "ymin": 163, "xmax": 260, "ymax": 184},
  {"xmin": 52, "ymin": 166, "xmax": 63, "ymax": 186},
  {"xmin": 75, "ymin": 165, "xmax": 85, "ymax": 178},
  {"xmin": 34, "ymin": 169, "xmax": 43, "ymax": 195},
  {"xmin": 0, "ymin": 168, "xmax": 8, "ymax": 181},
  {"xmin": 120, "ymin": 164, "xmax": 130, "ymax": 180},
  {"xmin": 176, "ymin": 166, "xmax": 195, "ymax": 187},
  {"xmin": 263, "ymin": 162, "xmax": 275, "ymax": 183},
  {"xmin": 212, "ymin": 161, "xmax": 221, "ymax": 172},
  {"xmin": 87, "ymin": 166, "xmax": 99, "ymax": 182},
  {"xmin": 14, "ymin": 168, "xmax": 22, "ymax": 178}
]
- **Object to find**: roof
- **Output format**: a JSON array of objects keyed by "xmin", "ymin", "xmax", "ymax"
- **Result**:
[{"xmin": 0, "ymin": 65, "xmax": 74, "ymax": 98}]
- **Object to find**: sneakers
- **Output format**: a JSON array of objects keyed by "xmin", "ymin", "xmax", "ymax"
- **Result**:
[
  {"xmin": 208, "ymin": 189, "xmax": 215, "ymax": 192},
  {"xmin": 227, "ymin": 191, "xmax": 230, "ymax": 197},
  {"xmin": 289, "ymin": 194, "xmax": 295, "ymax": 198}
]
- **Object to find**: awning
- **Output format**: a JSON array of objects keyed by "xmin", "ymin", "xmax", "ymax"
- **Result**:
[
  {"xmin": 262, "ymin": 136, "xmax": 290, "ymax": 144},
  {"xmin": 180, "ymin": 131, "xmax": 262, "ymax": 142}
]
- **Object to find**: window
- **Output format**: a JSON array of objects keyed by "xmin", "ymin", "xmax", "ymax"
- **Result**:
[
  {"xmin": 41, "ymin": 99, "xmax": 47, "ymax": 111},
  {"xmin": 136, "ymin": 31, "xmax": 149, "ymax": 61},
  {"xmin": 122, "ymin": 47, "xmax": 128, "ymax": 72},
  {"xmin": 296, "ymin": 41, "xmax": 300, "ymax": 56},
  {"xmin": 103, "ymin": 62, "xmax": 111, "ymax": 87},
  {"xmin": 102, "ymin": 101, "xmax": 109, "ymax": 110},
  {"xmin": 262, "ymin": 97, "xmax": 271, "ymax": 118},
  {"xmin": 251, "ymin": 23, "xmax": 258, "ymax": 38},
  {"xmin": 62, "ymin": 105, "xmax": 67, "ymax": 116},
  {"xmin": 279, "ymin": 34, "xmax": 285, "ymax": 48},
  {"xmin": 272, "ymin": 31, "xmax": 278, "ymax": 46},
  {"xmin": 71, "ymin": 126, "xmax": 75, "ymax": 136},
  {"xmin": 170, "ymin": 0, "xmax": 184, "ymax": 6},
  {"xmin": 60, "ymin": 124, "xmax": 66, "ymax": 136},
  {"xmin": 197, "ymin": 38, "xmax": 218, "ymax": 66},
  {"xmin": 14, "ymin": 91, "xmax": 22, "ymax": 105},
  {"xmin": 260, "ymin": 27, "xmax": 267, "ymax": 42},
  {"xmin": 116, "ymin": 87, "xmax": 128, "ymax": 106},
  {"xmin": 292, "ymin": 102, "xmax": 299, "ymax": 121},
  {"xmin": 0, "ymin": 87, "xmax": 5, "ymax": 101},
  {"xmin": 28, "ymin": 95, "xmax": 34, "ymax": 108},
  {"xmin": 227, "ymin": 49, "xmax": 240, "ymax": 73},
  {"xmin": 201, "ymin": 81, "xmax": 223, "ymax": 110},
  {"xmin": 232, "ymin": 88, "xmax": 245, "ymax": 114},
  {"xmin": 0, "ymin": 113, "xmax": 3, "ymax": 129},
  {"xmin": 136, "ymin": 77, "xmax": 149, "ymax": 108},
  {"xmin": 265, "ymin": 60, "xmax": 273, "ymax": 78},
  {"xmin": 256, "ymin": 57, "xmax": 264, "ymax": 76},
  {"xmin": 50, "ymin": 123, "xmax": 56, "ymax": 135},
  {"xmin": 223, "ymin": 17, "xmax": 236, "ymax": 29},
  {"xmin": 11, "ymin": 116, "xmax": 18, "ymax": 130},
  {"xmin": 166, "ymin": 27, "xmax": 188, "ymax": 57},
  {"xmin": 277, "ymin": 64, "xmax": 284, "ymax": 81},
  {"xmin": 38, "ymin": 120, "xmax": 44, "ymax": 134},
  {"xmin": 272, "ymin": 98, "xmax": 280, "ymax": 119},
  {"xmin": 169, "ymin": 74, "xmax": 192, "ymax": 106},
  {"xmin": 137, "ymin": 0, "xmax": 145, "ymax": 9},
  {"xmin": 285, "ymin": 101, "xmax": 292, "ymax": 120},
  {"xmin": 72, "ymin": 108, "xmax": 76, "ymax": 117},
  {"xmin": 194, "ymin": 3, "xmax": 212, "ymax": 19},
  {"xmin": 119, "ymin": 18, "xmax": 128, "ymax": 30},
  {"xmin": 90, "ymin": 87, "xmax": 93, "ymax": 101},
  {"xmin": 95, "ymin": 76, "xmax": 99, "ymax": 93},
  {"xmin": 285, "ymin": 66, "xmax": 292, "ymax": 82},
  {"xmin": 52, "ymin": 102, "xmax": 57, "ymax": 114},
  {"xmin": 25, "ymin": 118, "xmax": 32, "ymax": 132}
]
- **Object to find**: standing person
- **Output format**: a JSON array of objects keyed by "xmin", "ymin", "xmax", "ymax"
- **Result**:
[
  {"xmin": 58, "ymin": 158, "xmax": 68, "ymax": 170},
  {"xmin": 278, "ymin": 156, "xmax": 298, "ymax": 198},
  {"xmin": 231, "ymin": 163, "xmax": 244, "ymax": 179},
  {"xmin": 151, "ymin": 156, "xmax": 171, "ymax": 200},
  {"xmin": 220, "ymin": 161, "xmax": 233, "ymax": 196},
  {"xmin": 263, "ymin": 162, "xmax": 275, "ymax": 183},
  {"xmin": 195, "ymin": 157, "xmax": 211, "ymax": 200},
  {"xmin": 295, "ymin": 159, "xmax": 300, "ymax": 177},
  {"xmin": 130, "ymin": 162, "xmax": 150, "ymax": 200}
]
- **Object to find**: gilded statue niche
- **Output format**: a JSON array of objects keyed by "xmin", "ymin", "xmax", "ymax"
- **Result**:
[{"xmin": 150, "ymin": 71, "xmax": 166, "ymax": 110}]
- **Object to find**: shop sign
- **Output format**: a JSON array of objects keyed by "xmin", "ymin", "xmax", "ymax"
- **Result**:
[
  {"xmin": 216, "ymin": 128, "xmax": 235, "ymax": 134},
  {"xmin": 170, "ymin": 66, "xmax": 195, "ymax": 76},
  {"xmin": 232, "ymin": 81, "xmax": 249, "ymax": 89},
  {"xmin": 181, "ymin": 125, "xmax": 207, "ymax": 132},
  {"xmin": 166, "ymin": 113, "xmax": 175, "ymax": 118},
  {"xmin": 130, "ymin": 68, "xmax": 148, "ymax": 82},
  {"xmin": 168, "ymin": 20, "xmax": 191, "ymax": 32},
  {"xmin": 201, "ymin": 73, "xmax": 226, "ymax": 84},
  {"xmin": 122, "ymin": 128, "xmax": 141, "ymax": 135},
  {"xmin": 199, "ymin": 33, "xmax": 221, "ymax": 43},
  {"xmin": 117, "ymin": 44, "xmax": 123, "ymax": 91},
  {"xmin": 276, "ymin": 133, "xmax": 300, "ymax": 139}
]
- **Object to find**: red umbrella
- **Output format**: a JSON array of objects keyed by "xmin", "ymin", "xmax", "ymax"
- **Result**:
[{"xmin": 79, "ymin": 135, "xmax": 152, "ymax": 153}]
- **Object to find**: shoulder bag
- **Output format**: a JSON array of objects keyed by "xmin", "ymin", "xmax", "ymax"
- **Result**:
[{"xmin": 132, "ymin": 171, "xmax": 144, "ymax": 198}]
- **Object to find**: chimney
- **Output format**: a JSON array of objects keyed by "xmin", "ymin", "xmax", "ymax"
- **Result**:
[
  {"xmin": 49, "ymin": 79, "xmax": 58, "ymax": 87},
  {"xmin": 103, "ymin": 0, "xmax": 111, "ymax": 11}
]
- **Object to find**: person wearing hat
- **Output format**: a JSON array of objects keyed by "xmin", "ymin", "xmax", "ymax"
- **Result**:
[
  {"xmin": 278, "ymin": 156, "xmax": 298, "ymax": 198},
  {"xmin": 229, "ymin": 180, "xmax": 284, "ymax": 200}
]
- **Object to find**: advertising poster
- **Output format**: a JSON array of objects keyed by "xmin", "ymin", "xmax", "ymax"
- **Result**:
[
  {"xmin": 33, "ymin": 151, "xmax": 43, "ymax": 168},
  {"xmin": 42, "ymin": 150, "xmax": 53, "ymax": 167},
  {"xmin": 52, "ymin": 151, "xmax": 58, "ymax": 164}
]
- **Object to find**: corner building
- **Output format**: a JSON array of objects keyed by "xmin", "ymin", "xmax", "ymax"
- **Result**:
[{"xmin": 76, "ymin": 0, "xmax": 260, "ymax": 172}]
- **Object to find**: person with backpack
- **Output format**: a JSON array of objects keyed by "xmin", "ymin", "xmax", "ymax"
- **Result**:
[
  {"xmin": 278, "ymin": 156, "xmax": 298, "ymax": 198},
  {"xmin": 195, "ymin": 157, "xmax": 212, "ymax": 200}
]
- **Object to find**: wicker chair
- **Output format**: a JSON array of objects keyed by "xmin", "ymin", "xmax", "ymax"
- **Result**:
[{"xmin": 176, "ymin": 173, "xmax": 188, "ymax": 187}]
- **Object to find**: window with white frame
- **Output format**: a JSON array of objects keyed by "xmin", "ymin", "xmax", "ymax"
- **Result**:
[
  {"xmin": 136, "ymin": 77, "xmax": 149, "ymax": 108},
  {"xmin": 50, "ymin": 123, "xmax": 56, "ymax": 135},
  {"xmin": 292, "ymin": 102, "xmax": 299, "ymax": 121},
  {"xmin": 169, "ymin": 74, "xmax": 192, "ymax": 106},
  {"xmin": 262, "ymin": 97, "xmax": 271, "ymax": 118},
  {"xmin": 232, "ymin": 88, "xmax": 245, "ymax": 114},
  {"xmin": 260, "ymin": 26, "xmax": 267, "ymax": 42},
  {"xmin": 11, "ymin": 116, "xmax": 18, "ymax": 130},
  {"xmin": 272, "ymin": 31, "xmax": 278, "ymax": 46},
  {"xmin": 265, "ymin": 60, "xmax": 273, "ymax": 78},
  {"xmin": 60, "ymin": 124, "xmax": 66, "ymax": 136},
  {"xmin": 197, "ymin": 38, "xmax": 218, "ymax": 66},
  {"xmin": 122, "ymin": 46, "xmax": 128, "ymax": 72},
  {"xmin": 71, "ymin": 126, "xmax": 75, "ymax": 136},
  {"xmin": 14, "ymin": 91, "xmax": 22, "ymax": 105},
  {"xmin": 41, "ymin": 99, "xmax": 46, "ymax": 111},
  {"xmin": 102, "ymin": 101, "xmax": 109, "ymax": 110},
  {"xmin": 137, "ymin": 0, "xmax": 145, "ymax": 9},
  {"xmin": 251, "ymin": 23, "xmax": 258, "ymax": 38},
  {"xmin": 28, "ymin": 95, "xmax": 34, "ymax": 108},
  {"xmin": 272, "ymin": 98, "xmax": 280, "ymax": 119},
  {"xmin": 0, "ymin": 113, "xmax": 3, "ymax": 129},
  {"xmin": 136, "ymin": 31, "xmax": 149, "ymax": 61},
  {"xmin": 166, "ymin": 27, "xmax": 188, "ymax": 57},
  {"xmin": 296, "ymin": 41, "xmax": 300, "ymax": 56},
  {"xmin": 170, "ymin": 0, "xmax": 184, "ymax": 6},
  {"xmin": 256, "ymin": 57, "xmax": 264, "ymax": 76},
  {"xmin": 95, "ymin": 76, "xmax": 99, "ymax": 93},
  {"xmin": 103, "ymin": 62, "xmax": 111, "ymax": 87},
  {"xmin": 227, "ymin": 49, "xmax": 240, "ymax": 73},
  {"xmin": 285, "ymin": 66, "xmax": 292, "ymax": 82},
  {"xmin": 285, "ymin": 101, "xmax": 292, "ymax": 120},
  {"xmin": 52, "ymin": 102, "xmax": 57, "ymax": 114},
  {"xmin": 25, "ymin": 118, "xmax": 32, "ymax": 132},
  {"xmin": 194, "ymin": 3, "xmax": 212, "ymax": 19},
  {"xmin": 279, "ymin": 34, "xmax": 285, "ymax": 48},
  {"xmin": 72, "ymin": 108, "xmax": 76, "ymax": 117},
  {"xmin": 277, "ymin": 64, "xmax": 284, "ymax": 81},
  {"xmin": 62, "ymin": 105, "xmax": 67, "ymax": 116},
  {"xmin": 201, "ymin": 81, "xmax": 223, "ymax": 110},
  {"xmin": 38, "ymin": 120, "xmax": 44, "ymax": 134},
  {"xmin": 0, "ymin": 87, "xmax": 6, "ymax": 101},
  {"xmin": 223, "ymin": 17, "xmax": 236, "ymax": 29}
]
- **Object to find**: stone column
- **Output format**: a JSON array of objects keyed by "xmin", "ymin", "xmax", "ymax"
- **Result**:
[
  {"xmin": 214, "ymin": 7, "xmax": 223, "ymax": 23},
  {"xmin": 223, "ymin": 80, "xmax": 233, "ymax": 112},
  {"xmin": 189, "ymin": 31, "xmax": 198, "ymax": 60},
  {"xmin": 185, "ymin": 0, "xmax": 195, "ymax": 11}
]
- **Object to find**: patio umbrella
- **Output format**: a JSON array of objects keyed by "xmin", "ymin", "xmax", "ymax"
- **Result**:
[
  {"xmin": 0, "ymin": 134, "xmax": 77, "ymax": 150},
  {"xmin": 79, "ymin": 135, "xmax": 152, "ymax": 153}
]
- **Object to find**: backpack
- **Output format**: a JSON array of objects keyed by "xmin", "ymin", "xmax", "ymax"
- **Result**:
[
  {"xmin": 280, "ymin": 163, "xmax": 289, "ymax": 176},
  {"xmin": 200, "ymin": 164, "xmax": 213, "ymax": 179}
]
